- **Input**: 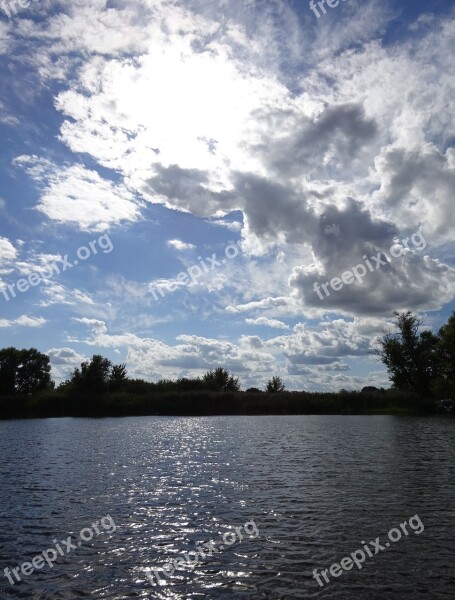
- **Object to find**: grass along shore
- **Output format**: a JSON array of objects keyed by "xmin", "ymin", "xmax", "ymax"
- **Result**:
[{"xmin": 0, "ymin": 388, "xmax": 437, "ymax": 419}]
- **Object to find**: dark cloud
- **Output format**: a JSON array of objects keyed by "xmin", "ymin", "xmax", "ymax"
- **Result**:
[
  {"xmin": 144, "ymin": 164, "xmax": 223, "ymax": 215},
  {"xmin": 251, "ymin": 102, "xmax": 377, "ymax": 178},
  {"xmin": 233, "ymin": 172, "xmax": 317, "ymax": 244}
]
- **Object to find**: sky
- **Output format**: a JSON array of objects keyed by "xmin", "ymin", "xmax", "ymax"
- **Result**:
[{"xmin": 0, "ymin": 0, "xmax": 454, "ymax": 391}]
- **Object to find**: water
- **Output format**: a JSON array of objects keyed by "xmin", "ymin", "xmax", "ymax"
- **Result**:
[{"xmin": 0, "ymin": 415, "xmax": 454, "ymax": 599}]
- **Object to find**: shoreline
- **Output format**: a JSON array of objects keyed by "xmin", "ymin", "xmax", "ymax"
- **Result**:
[{"xmin": 0, "ymin": 389, "xmax": 440, "ymax": 420}]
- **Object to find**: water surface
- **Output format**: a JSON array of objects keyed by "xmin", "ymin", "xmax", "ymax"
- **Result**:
[{"xmin": 0, "ymin": 415, "xmax": 454, "ymax": 599}]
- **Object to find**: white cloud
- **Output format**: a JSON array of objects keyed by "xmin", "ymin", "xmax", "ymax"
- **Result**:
[
  {"xmin": 0, "ymin": 315, "xmax": 47, "ymax": 328},
  {"xmin": 246, "ymin": 317, "xmax": 290, "ymax": 330},
  {"xmin": 72, "ymin": 317, "xmax": 107, "ymax": 334},
  {"xmin": 1, "ymin": 0, "xmax": 454, "ymax": 388},
  {"xmin": 47, "ymin": 347, "xmax": 88, "ymax": 382},
  {"xmin": 0, "ymin": 236, "xmax": 17, "ymax": 263},
  {"xmin": 67, "ymin": 316, "xmax": 394, "ymax": 391},
  {"xmin": 372, "ymin": 144, "xmax": 455, "ymax": 244},
  {"xmin": 39, "ymin": 282, "xmax": 95, "ymax": 308},
  {"xmin": 14, "ymin": 156, "xmax": 140, "ymax": 231},
  {"xmin": 207, "ymin": 218, "xmax": 243, "ymax": 232},
  {"xmin": 167, "ymin": 239, "xmax": 196, "ymax": 251},
  {"xmin": 266, "ymin": 317, "xmax": 387, "ymax": 366},
  {"xmin": 226, "ymin": 296, "xmax": 298, "ymax": 314},
  {"xmin": 0, "ymin": 21, "xmax": 10, "ymax": 55}
]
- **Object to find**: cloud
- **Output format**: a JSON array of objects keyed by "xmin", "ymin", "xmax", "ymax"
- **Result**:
[
  {"xmin": 289, "ymin": 224, "xmax": 455, "ymax": 316},
  {"xmin": 71, "ymin": 317, "xmax": 276, "ymax": 380},
  {"xmin": 226, "ymin": 296, "xmax": 299, "ymax": 314},
  {"xmin": 47, "ymin": 347, "xmax": 87, "ymax": 382},
  {"xmin": 0, "ymin": 315, "xmax": 46, "ymax": 328},
  {"xmin": 266, "ymin": 317, "xmax": 389, "ymax": 366},
  {"xmin": 246, "ymin": 317, "xmax": 290, "ymax": 330},
  {"xmin": 145, "ymin": 165, "xmax": 219, "ymax": 216},
  {"xmin": 167, "ymin": 239, "xmax": 196, "ymax": 251},
  {"xmin": 207, "ymin": 218, "xmax": 243, "ymax": 232},
  {"xmin": 67, "ymin": 316, "xmax": 392, "ymax": 390},
  {"xmin": 372, "ymin": 145, "xmax": 455, "ymax": 244},
  {"xmin": 0, "ymin": 21, "xmax": 10, "ymax": 55},
  {"xmin": 1, "ymin": 0, "xmax": 454, "ymax": 390},
  {"xmin": 47, "ymin": 347, "xmax": 86, "ymax": 365},
  {"xmin": 250, "ymin": 102, "xmax": 377, "ymax": 180},
  {"xmin": 0, "ymin": 236, "xmax": 17, "ymax": 263},
  {"xmin": 0, "ymin": 99, "xmax": 19, "ymax": 125},
  {"xmin": 13, "ymin": 156, "xmax": 140, "ymax": 231},
  {"xmin": 8, "ymin": 1, "xmax": 454, "ymax": 263},
  {"xmin": 39, "ymin": 283, "xmax": 95, "ymax": 307},
  {"xmin": 73, "ymin": 318, "xmax": 107, "ymax": 334}
]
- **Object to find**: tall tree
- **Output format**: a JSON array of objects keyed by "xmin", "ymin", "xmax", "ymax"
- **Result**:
[
  {"xmin": 266, "ymin": 376, "xmax": 285, "ymax": 393},
  {"xmin": 71, "ymin": 355, "xmax": 112, "ymax": 393},
  {"xmin": 0, "ymin": 347, "xmax": 20, "ymax": 396},
  {"xmin": 0, "ymin": 348, "xmax": 52, "ymax": 396},
  {"xmin": 109, "ymin": 364, "xmax": 128, "ymax": 391},
  {"xmin": 203, "ymin": 368, "xmax": 240, "ymax": 392},
  {"xmin": 437, "ymin": 312, "xmax": 455, "ymax": 395},
  {"xmin": 375, "ymin": 312, "xmax": 439, "ymax": 394}
]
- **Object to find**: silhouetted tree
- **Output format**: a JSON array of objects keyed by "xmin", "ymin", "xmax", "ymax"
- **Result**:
[
  {"xmin": 175, "ymin": 377, "xmax": 205, "ymax": 391},
  {"xmin": 375, "ymin": 311, "xmax": 439, "ymax": 394},
  {"xmin": 266, "ymin": 376, "xmax": 285, "ymax": 393},
  {"xmin": 0, "ymin": 348, "xmax": 52, "ymax": 396},
  {"xmin": 203, "ymin": 367, "xmax": 240, "ymax": 392},
  {"xmin": 436, "ymin": 312, "xmax": 455, "ymax": 395},
  {"xmin": 109, "ymin": 364, "xmax": 128, "ymax": 391},
  {"xmin": 0, "ymin": 347, "xmax": 18, "ymax": 396},
  {"xmin": 71, "ymin": 355, "xmax": 112, "ymax": 393}
]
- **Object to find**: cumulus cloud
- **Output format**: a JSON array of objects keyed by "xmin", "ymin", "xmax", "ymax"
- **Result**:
[
  {"xmin": 1, "ymin": 0, "xmax": 454, "ymax": 388},
  {"xmin": 72, "ymin": 317, "xmax": 276, "ymax": 381},
  {"xmin": 0, "ymin": 236, "xmax": 17, "ymax": 263},
  {"xmin": 47, "ymin": 347, "xmax": 88, "ymax": 382},
  {"xmin": 267, "ymin": 317, "xmax": 390, "ymax": 366},
  {"xmin": 8, "ymin": 2, "xmax": 454, "ymax": 264},
  {"xmin": 73, "ymin": 318, "xmax": 108, "ymax": 334},
  {"xmin": 289, "ymin": 219, "xmax": 455, "ymax": 316},
  {"xmin": 67, "ymin": 316, "xmax": 393, "ymax": 390},
  {"xmin": 372, "ymin": 145, "xmax": 455, "ymax": 244},
  {"xmin": 249, "ymin": 102, "xmax": 377, "ymax": 181}
]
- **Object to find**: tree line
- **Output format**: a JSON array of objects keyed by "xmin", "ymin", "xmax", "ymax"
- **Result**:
[
  {"xmin": 0, "ymin": 311, "xmax": 454, "ymax": 417},
  {"xmin": 0, "ymin": 349, "xmax": 285, "ymax": 398}
]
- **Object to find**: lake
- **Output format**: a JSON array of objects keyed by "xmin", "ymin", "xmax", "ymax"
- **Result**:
[{"xmin": 0, "ymin": 415, "xmax": 454, "ymax": 599}]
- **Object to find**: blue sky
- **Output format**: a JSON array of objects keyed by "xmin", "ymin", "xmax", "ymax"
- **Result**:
[{"xmin": 0, "ymin": 0, "xmax": 454, "ymax": 390}]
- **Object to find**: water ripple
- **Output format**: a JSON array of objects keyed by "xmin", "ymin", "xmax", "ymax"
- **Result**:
[{"xmin": 0, "ymin": 415, "xmax": 454, "ymax": 599}]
